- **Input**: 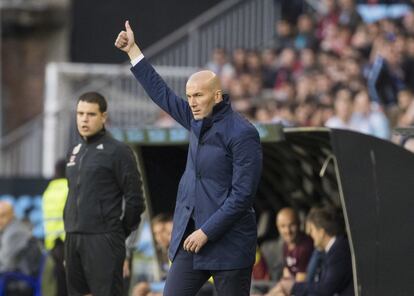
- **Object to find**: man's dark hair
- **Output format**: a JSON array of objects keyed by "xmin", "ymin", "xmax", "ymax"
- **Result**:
[
  {"xmin": 307, "ymin": 206, "xmax": 344, "ymax": 237},
  {"xmin": 77, "ymin": 92, "xmax": 107, "ymax": 113},
  {"xmin": 151, "ymin": 213, "xmax": 173, "ymax": 226}
]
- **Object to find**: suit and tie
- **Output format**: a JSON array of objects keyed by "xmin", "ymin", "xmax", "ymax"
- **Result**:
[{"xmin": 292, "ymin": 235, "xmax": 354, "ymax": 296}]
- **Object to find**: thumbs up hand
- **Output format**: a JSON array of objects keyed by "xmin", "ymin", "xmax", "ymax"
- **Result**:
[{"xmin": 115, "ymin": 20, "xmax": 141, "ymax": 60}]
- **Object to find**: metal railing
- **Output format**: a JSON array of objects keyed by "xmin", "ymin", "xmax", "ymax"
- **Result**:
[
  {"xmin": 0, "ymin": 115, "xmax": 43, "ymax": 177},
  {"xmin": 145, "ymin": 0, "xmax": 279, "ymax": 67}
]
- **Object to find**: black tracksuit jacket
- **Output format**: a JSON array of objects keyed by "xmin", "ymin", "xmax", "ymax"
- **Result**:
[{"xmin": 63, "ymin": 129, "xmax": 145, "ymax": 235}]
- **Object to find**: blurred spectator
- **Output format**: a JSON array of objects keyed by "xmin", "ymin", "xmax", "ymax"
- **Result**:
[
  {"xmin": 314, "ymin": 72, "xmax": 333, "ymax": 101},
  {"xmin": 367, "ymin": 38, "xmax": 400, "ymax": 106},
  {"xmin": 231, "ymin": 48, "xmax": 248, "ymax": 76},
  {"xmin": 272, "ymin": 101, "xmax": 297, "ymax": 127},
  {"xmin": 255, "ymin": 105, "xmax": 273, "ymax": 123},
  {"xmin": 397, "ymin": 89, "xmax": 414, "ymax": 127},
  {"xmin": 296, "ymin": 75, "xmax": 314, "ymax": 103},
  {"xmin": 402, "ymin": 10, "xmax": 414, "ymax": 35},
  {"xmin": 299, "ymin": 48, "xmax": 318, "ymax": 74},
  {"xmin": 320, "ymin": 24, "xmax": 352, "ymax": 56},
  {"xmin": 397, "ymin": 89, "xmax": 414, "ymax": 115},
  {"xmin": 265, "ymin": 208, "xmax": 313, "ymax": 296},
  {"xmin": 274, "ymin": 48, "xmax": 299, "ymax": 90},
  {"xmin": 338, "ymin": 0, "xmax": 362, "ymax": 32},
  {"xmin": 205, "ymin": 47, "xmax": 235, "ymax": 90},
  {"xmin": 151, "ymin": 213, "xmax": 173, "ymax": 279},
  {"xmin": 353, "ymin": 89, "xmax": 390, "ymax": 138},
  {"xmin": 309, "ymin": 103, "xmax": 335, "ymax": 127},
  {"xmin": 350, "ymin": 25, "xmax": 372, "ymax": 59},
  {"xmin": 291, "ymin": 206, "xmax": 353, "ymax": 296},
  {"xmin": 316, "ymin": 0, "xmax": 339, "ymax": 40},
  {"xmin": 295, "ymin": 14, "xmax": 318, "ymax": 50},
  {"xmin": 0, "ymin": 201, "xmax": 42, "ymax": 296},
  {"xmin": 249, "ymin": 75, "xmax": 264, "ymax": 99},
  {"xmin": 228, "ymin": 78, "xmax": 246, "ymax": 101},
  {"xmin": 273, "ymin": 20, "xmax": 295, "ymax": 51},
  {"xmin": 275, "ymin": 81, "xmax": 296, "ymax": 102},
  {"xmin": 246, "ymin": 50, "xmax": 263, "ymax": 77},
  {"xmin": 261, "ymin": 49, "xmax": 278, "ymax": 88},
  {"xmin": 42, "ymin": 158, "xmax": 68, "ymax": 296},
  {"xmin": 325, "ymin": 88, "xmax": 357, "ymax": 130},
  {"xmin": 295, "ymin": 97, "xmax": 318, "ymax": 126}
]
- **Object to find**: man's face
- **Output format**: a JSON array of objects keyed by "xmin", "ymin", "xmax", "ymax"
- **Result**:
[
  {"xmin": 164, "ymin": 221, "xmax": 173, "ymax": 243},
  {"xmin": 76, "ymin": 101, "xmax": 107, "ymax": 138},
  {"xmin": 186, "ymin": 81, "xmax": 219, "ymax": 120},
  {"xmin": 153, "ymin": 222, "xmax": 165, "ymax": 246},
  {"xmin": 308, "ymin": 222, "xmax": 326, "ymax": 251},
  {"xmin": 152, "ymin": 222, "xmax": 170, "ymax": 249},
  {"xmin": 276, "ymin": 213, "xmax": 299, "ymax": 245}
]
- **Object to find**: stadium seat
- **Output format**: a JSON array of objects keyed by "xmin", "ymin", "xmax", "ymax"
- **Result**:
[
  {"xmin": 0, "ymin": 252, "xmax": 47, "ymax": 296},
  {"xmin": 14, "ymin": 195, "xmax": 33, "ymax": 219}
]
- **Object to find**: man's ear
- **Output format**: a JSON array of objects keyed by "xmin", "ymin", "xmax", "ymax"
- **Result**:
[
  {"xmin": 215, "ymin": 89, "xmax": 223, "ymax": 103},
  {"xmin": 102, "ymin": 111, "xmax": 108, "ymax": 124}
]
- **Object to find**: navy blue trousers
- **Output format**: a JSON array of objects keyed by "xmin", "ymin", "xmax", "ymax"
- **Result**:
[{"xmin": 163, "ymin": 220, "xmax": 252, "ymax": 296}]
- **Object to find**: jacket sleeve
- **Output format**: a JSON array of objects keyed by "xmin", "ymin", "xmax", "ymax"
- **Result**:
[
  {"xmin": 114, "ymin": 144, "xmax": 146, "ymax": 235},
  {"xmin": 200, "ymin": 127, "xmax": 262, "ymax": 241},
  {"xmin": 130, "ymin": 58, "xmax": 192, "ymax": 130}
]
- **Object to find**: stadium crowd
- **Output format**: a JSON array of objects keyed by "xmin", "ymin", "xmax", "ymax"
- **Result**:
[{"xmin": 155, "ymin": 0, "xmax": 414, "ymax": 147}]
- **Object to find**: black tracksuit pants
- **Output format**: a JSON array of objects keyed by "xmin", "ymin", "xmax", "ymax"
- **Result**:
[{"xmin": 65, "ymin": 232, "xmax": 125, "ymax": 296}]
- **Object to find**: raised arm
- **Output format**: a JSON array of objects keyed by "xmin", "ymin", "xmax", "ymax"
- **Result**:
[{"xmin": 115, "ymin": 21, "xmax": 192, "ymax": 129}]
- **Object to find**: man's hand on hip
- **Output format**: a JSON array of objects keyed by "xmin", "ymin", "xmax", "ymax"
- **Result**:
[{"xmin": 183, "ymin": 229, "xmax": 208, "ymax": 253}]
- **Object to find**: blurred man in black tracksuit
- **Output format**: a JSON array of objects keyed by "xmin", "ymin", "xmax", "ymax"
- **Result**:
[{"xmin": 63, "ymin": 92, "xmax": 145, "ymax": 296}]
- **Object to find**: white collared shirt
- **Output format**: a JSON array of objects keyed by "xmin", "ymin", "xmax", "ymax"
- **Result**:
[{"xmin": 325, "ymin": 236, "xmax": 336, "ymax": 253}]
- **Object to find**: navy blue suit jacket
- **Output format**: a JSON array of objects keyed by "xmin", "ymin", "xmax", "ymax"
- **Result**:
[
  {"xmin": 292, "ymin": 235, "xmax": 354, "ymax": 296},
  {"xmin": 131, "ymin": 58, "xmax": 262, "ymax": 270}
]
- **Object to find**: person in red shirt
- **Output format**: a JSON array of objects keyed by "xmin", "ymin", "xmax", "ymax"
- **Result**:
[{"xmin": 266, "ymin": 207, "xmax": 313, "ymax": 296}]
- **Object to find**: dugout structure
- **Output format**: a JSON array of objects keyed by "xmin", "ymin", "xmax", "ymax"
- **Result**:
[{"xmin": 116, "ymin": 124, "xmax": 414, "ymax": 296}]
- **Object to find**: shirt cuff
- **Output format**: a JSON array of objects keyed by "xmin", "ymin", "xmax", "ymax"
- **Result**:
[{"xmin": 130, "ymin": 54, "xmax": 145, "ymax": 66}]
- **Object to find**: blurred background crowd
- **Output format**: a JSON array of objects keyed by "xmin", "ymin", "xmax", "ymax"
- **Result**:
[{"xmin": 179, "ymin": 0, "xmax": 414, "ymax": 146}]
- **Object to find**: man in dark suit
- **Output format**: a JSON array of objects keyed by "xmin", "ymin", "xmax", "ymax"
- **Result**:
[
  {"xmin": 115, "ymin": 21, "xmax": 262, "ymax": 296},
  {"xmin": 292, "ymin": 206, "xmax": 354, "ymax": 296}
]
